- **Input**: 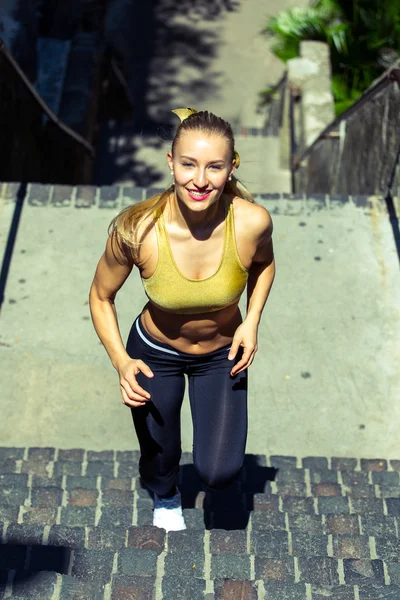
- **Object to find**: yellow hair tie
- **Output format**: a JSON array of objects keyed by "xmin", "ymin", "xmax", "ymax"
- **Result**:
[
  {"xmin": 171, "ymin": 107, "xmax": 198, "ymax": 121},
  {"xmin": 233, "ymin": 149, "xmax": 240, "ymax": 169},
  {"xmin": 171, "ymin": 107, "xmax": 240, "ymax": 169}
]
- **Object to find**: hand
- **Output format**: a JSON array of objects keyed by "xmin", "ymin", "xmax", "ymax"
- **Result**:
[
  {"xmin": 118, "ymin": 358, "xmax": 154, "ymax": 407},
  {"xmin": 228, "ymin": 321, "xmax": 258, "ymax": 376}
]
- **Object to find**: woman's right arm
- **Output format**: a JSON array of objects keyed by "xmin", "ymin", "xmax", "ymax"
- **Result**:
[{"xmin": 89, "ymin": 233, "xmax": 154, "ymax": 406}]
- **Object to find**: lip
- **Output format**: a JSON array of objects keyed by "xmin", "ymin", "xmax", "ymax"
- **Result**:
[{"xmin": 186, "ymin": 189, "xmax": 213, "ymax": 201}]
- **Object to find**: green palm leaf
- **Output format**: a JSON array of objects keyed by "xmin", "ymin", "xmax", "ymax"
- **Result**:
[
  {"xmin": 264, "ymin": 6, "xmax": 339, "ymax": 61},
  {"xmin": 262, "ymin": 0, "xmax": 400, "ymax": 115}
]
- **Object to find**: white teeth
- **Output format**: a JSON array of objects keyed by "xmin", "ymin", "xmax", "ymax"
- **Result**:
[{"xmin": 189, "ymin": 191, "xmax": 210, "ymax": 197}]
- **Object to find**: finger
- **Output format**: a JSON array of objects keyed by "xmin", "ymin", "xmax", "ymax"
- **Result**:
[
  {"xmin": 228, "ymin": 340, "xmax": 240, "ymax": 361},
  {"xmin": 230, "ymin": 348, "xmax": 255, "ymax": 376},
  {"xmin": 120, "ymin": 375, "xmax": 151, "ymax": 400},
  {"xmin": 232, "ymin": 355, "xmax": 255, "ymax": 375},
  {"xmin": 121, "ymin": 385, "xmax": 147, "ymax": 408},
  {"xmin": 136, "ymin": 360, "xmax": 154, "ymax": 378},
  {"xmin": 233, "ymin": 346, "xmax": 258, "ymax": 375},
  {"xmin": 122, "ymin": 370, "xmax": 152, "ymax": 400},
  {"xmin": 120, "ymin": 379, "xmax": 150, "ymax": 402}
]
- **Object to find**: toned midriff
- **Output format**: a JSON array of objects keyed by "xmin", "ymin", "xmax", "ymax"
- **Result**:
[{"xmin": 140, "ymin": 301, "xmax": 243, "ymax": 354}]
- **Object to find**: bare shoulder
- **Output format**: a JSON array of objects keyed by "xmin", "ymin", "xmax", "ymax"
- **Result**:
[
  {"xmin": 129, "ymin": 209, "xmax": 159, "ymax": 274},
  {"xmin": 232, "ymin": 196, "xmax": 273, "ymax": 239},
  {"xmin": 105, "ymin": 209, "xmax": 157, "ymax": 270},
  {"xmin": 134, "ymin": 210, "xmax": 157, "ymax": 245}
]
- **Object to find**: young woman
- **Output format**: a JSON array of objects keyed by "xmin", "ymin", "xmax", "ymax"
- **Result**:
[{"xmin": 89, "ymin": 109, "xmax": 275, "ymax": 531}]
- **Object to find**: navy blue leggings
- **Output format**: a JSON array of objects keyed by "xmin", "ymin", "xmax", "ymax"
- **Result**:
[{"xmin": 126, "ymin": 315, "xmax": 248, "ymax": 496}]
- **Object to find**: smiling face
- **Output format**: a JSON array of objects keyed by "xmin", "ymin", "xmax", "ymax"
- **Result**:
[{"xmin": 167, "ymin": 130, "xmax": 235, "ymax": 212}]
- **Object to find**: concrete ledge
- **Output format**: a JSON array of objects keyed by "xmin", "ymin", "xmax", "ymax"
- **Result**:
[{"xmin": 0, "ymin": 183, "xmax": 392, "ymax": 216}]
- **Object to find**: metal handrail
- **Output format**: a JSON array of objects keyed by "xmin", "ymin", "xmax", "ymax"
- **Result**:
[
  {"xmin": 291, "ymin": 67, "xmax": 400, "ymax": 171},
  {"xmin": 0, "ymin": 39, "xmax": 94, "ymax": 157}
]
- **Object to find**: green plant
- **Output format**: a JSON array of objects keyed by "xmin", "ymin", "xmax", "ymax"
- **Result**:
[{"xmin": 263, "ymin": 0, "xmax": 400, "ymax": 116}]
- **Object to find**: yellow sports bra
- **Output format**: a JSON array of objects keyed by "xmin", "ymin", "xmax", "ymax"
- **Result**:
[{"xmin": 141, "ymin": 199, "xmax": 249, "ymax": 314}]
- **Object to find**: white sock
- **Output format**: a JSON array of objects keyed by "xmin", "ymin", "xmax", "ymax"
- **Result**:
[{"xmin": 153, "ymin": 489, "xmax": 187, "ymax": 532}]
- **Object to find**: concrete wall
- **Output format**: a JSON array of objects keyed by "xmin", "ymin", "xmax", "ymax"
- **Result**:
[{"xmin": 287, "ymin": 41, "xmax": 335, "ymax": 152}]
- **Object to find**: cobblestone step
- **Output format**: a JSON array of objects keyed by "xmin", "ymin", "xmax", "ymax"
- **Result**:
[{"xmin": 1, "ymin": 448, "xmax": 400, "ymax": 598}]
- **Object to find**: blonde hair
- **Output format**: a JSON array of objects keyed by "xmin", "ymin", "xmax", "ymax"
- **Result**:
[{"xmin": 109, "ymin": 111, "xmax": 254, "ymax": 261}]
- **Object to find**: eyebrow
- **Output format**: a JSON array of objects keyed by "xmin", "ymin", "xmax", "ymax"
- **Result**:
[{"xmin": 180, "ymin": 155, "xmax": 226, "ymax": 164}]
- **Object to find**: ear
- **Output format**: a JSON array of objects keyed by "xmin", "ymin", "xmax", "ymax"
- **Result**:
[{"xmin": 167, "ymin": 152, "xmax": 173, "ymax": 171}]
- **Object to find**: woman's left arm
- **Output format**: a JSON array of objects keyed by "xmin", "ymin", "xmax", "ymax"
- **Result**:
[{"xmin": 228, "ymin": 207, "xmax": 275, "ymax": 376}]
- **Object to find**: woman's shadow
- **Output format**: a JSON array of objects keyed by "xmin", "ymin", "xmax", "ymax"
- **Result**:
[{"xmin": 177, "ymin": 454, "xmax": 277, "ymax": 530}]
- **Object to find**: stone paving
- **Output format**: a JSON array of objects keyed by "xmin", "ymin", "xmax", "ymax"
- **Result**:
[{"xmin": 2, "ymin": 447, "xmax": 400, "ymax": 599}]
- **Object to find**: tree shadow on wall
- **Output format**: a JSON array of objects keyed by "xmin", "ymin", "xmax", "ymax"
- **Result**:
[{"xmin": 95, "ymin": 0, "xmax": 240, "ymax": 186}]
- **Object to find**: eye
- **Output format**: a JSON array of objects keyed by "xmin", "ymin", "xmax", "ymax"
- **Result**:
[
  {"xmin": 210, "ymin": 165, "xmax": 223, "ymax": 170},
  {"xmin": 182, "ymin": 162, "xmax": 193, "ymax": 168}
]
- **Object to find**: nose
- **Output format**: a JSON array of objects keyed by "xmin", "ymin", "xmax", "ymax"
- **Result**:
[{"xmin": 192, "ymin": 168, "xmax": 207, "ymax": 188}]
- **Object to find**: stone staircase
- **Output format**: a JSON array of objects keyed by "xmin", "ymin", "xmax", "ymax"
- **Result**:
[
  {"xmin": 94, "ymin": 122, "xmax": 291, "ymax": 195},
  {"xmin": 1, "ymin": 447, "xmax": 400, "ymax": 599},
  {"xmin": 2, "ymin": 0, "xmax": 399, "ymax": 597},
  {"xmin": 1, "ymin": 182, "xmax": 399, "ymax": 600}
]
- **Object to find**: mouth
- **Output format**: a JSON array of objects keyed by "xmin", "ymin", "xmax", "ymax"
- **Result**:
[{"xmin": 186, "ymin": 189, "xmax": 213, "ymax": 201}]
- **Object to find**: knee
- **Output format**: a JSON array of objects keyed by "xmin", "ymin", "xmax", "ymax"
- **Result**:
[
  {"xmin": 139, "ymin": 456, "xmax": 180, "ymax": 496},
  {"xmin": 196, "ymin": 462, "xmax": 242, "ymax": 491}
]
